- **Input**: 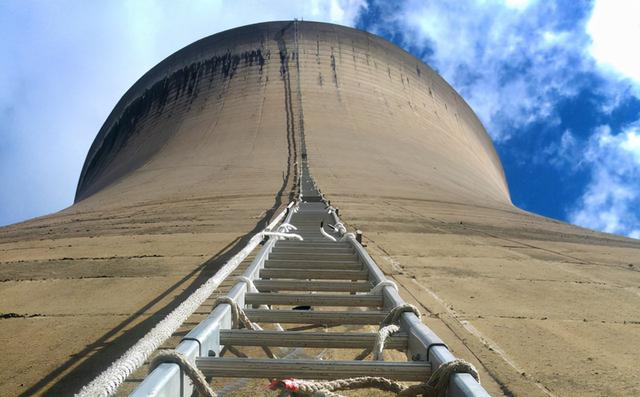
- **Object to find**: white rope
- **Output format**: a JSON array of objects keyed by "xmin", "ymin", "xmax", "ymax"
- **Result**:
[
  {"xmin": 217, "ymin": 344, "xmax": 329, "ymax": 395},
  {"xmin": 356, "ymin": 303, "xmax": 421, "ymax": 361},
  {"xmin": 370, "ymin": 280, "xmax": 398, "ymax": 294},
  {"xmin": 236, "ymin": 276, "xmax": 258, "ymax": 292},
  {"xmin": 262, "ymin": 231, "xmax": 304, "ymax": 241},
  {"xmin": 269, "ymin": 359, "xmax": 479, "ymax": 397},
  {"xmin": 372, "ymin": 324, "xmax": 400, "ymax": 361},
  {"xmin": 339, "ymin": 232, "xmax": 355, "ymax": 242},
  {"xmin": 333, "ymin": 222, "xmax": 347, "ymax": 234},
  {"xmin": 319, "ymin": 224, "xmax": 337, "ymax": 242},
  {"xmin": 75, "ymin": 203, "xmax": 292, "ymax": 397},
  {"xmin": 214, "ymin": 296, "xmax": 261, "ymax": 331},
  {"xmin": 235, "ymin": 276, "xmax": 284, "ymax": 331},
  {"xmin": 215, "ymin": 297, "xmax": 281, "ymax": 358},
  {"xmin": 277, "ymin": 223, "xmax": 298, "ymax": 232},
  {"xmin": 149, "ymin": 351, "xmax": 216, "ymax": 397},
  {"xmin": 372, "ymin": 304, "xmax": 420, "ymax": 361}
]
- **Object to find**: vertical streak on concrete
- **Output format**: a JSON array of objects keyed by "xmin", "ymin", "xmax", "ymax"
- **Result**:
[
  {"xmin": 294, "ymin": 19, "xmax": 308, "ymax": 181},
  {"xmin": 276, "ymin": 22, "xmax": 299, "ymax": 201}
]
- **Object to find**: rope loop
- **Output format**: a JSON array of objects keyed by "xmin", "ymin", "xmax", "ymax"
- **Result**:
[
  {"xmin": 262, "ymin": 231, "xmax": 304, "ymax": 241},
  {"xmin": 423, "ymin": 359, "xmax": 480, "ymax": 397},
  {"xmin": 269, "ymin": 358, "xmax": 479, "ymax": 397},
  {"xmin": 380, "ymin": 303, "xmax": 421, "ymax": 327},
  {"xmin": 396, "ymin": 359, "xmax": 480, "ymax": 397},
  {"xmin": 319, "ymin": 221, "xmax": 337, "ymax": 242},
  {"xmin": 236, "ymin": 276, "xmax": 258, "ymax": 292},
  {"xmin": 355, "ymin": 303, "xmax": 421, "ymax": 361},
  {"xmin": 213, "ymin": 296, "xmax": 262, "ymax": 331},
  {"xmin": 269, "ymin": 376, "xmax": 405, "ymax": 397},
  {"xmin": 149, "ymin": 350, "xmax": 216, "ymax": 397},
  {"xmin": 328, "ymin": 221, "xmax": 346, "ymax": 235},
  {"xmin": 278, "ymin": 223, "xmax": 298, "ymax": 233},
  {"xmin": 213, "ymin": 297, "xmax": 242, "ymax": 328},
  {"xmin": 372, "ymin": 324, "xmax": 400, "ymax": 361},
  {"xmin": 213, "ymin": 296, "xmax": 277, "ymax": 358},
  {"xmin": 370, "ymin": 280, "xmax": 398, "ymax": 295},
  {"xmin": 339, "ymin": 232, "xmax": 355, "ymax": 242},
  {"xmin": 235, "ymin": 276, "xmax": 285, "ymax": 331}
]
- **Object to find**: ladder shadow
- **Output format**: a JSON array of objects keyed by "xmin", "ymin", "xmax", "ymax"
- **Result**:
[{"xmin": 21, "ymin": 197, "xmax": 291, "ymax": 397}]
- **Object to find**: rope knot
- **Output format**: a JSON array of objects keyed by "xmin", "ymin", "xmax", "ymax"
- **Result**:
[
  {"xmin": 354, "ymin": 303, "xmax": 421, "ymax": 361},
  {"xmin": 214, "ymin": 296, "xmax": 241, "ymax": 328},
  {"xmin": 212, "ymin": 296, "xmax": 277, "ymax": 359},
  {"xmin": 424, "ymin": 359, "xmax": 480, "ymax": 397},
  {"xmin": 149, "ymin": 350, "xmax": 216, "ymax": 397},
  {"xmin": 370, "ymin": 280, "xmax": 399, "ymax": 294},
  {"xmin": 380, "ymin": 303, "xmax": 421, "ymax": 327},
  {"xmin": 269, "ymin": 378, "xmax": 300, "ymax": 392}
]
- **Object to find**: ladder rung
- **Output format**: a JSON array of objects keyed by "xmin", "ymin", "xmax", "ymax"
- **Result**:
[
  {"xmin": 267, "ymin": 258, "xmax": 359, "ymax": 264},
  {"xmin": 274, "ymin": 246, "xmax": 353, "ymax": 252},
  {"xmin": 245, "ymin": 292, "xmax": 382, "ymax": 307},
  {"xmin": 254, "ymin": 280, "xmax": 372, "ymax": 292},
  {"xmin": 260, "ymin": 269, "xmax": 369, "ymax": 280},
  {"xmin": 244, "ymin": 309, "xmax": 387, "ymax": 324},
  {"xmin": 268, "ymin": 253, "xmax": 355, "ymax": 260},
  {"xmin": 264, "ymin": 260, "xmax": 362, "ymax": 270},
  {"xmin": 293, "ymin": 239, "xmax": 343, "ymax": 243},
  {"xmin": 220, "ymin": 330, "xmax": 407, "ymax": 348},
  {"xmin": 196, "ymin": 357, "xmax": 430, "ymax": 381},
  {"xmin": 270, "ymin": 249, "xmax": 353, "ymax": 255},
  {"xmin": 276, "ymin": 241, "xmax": 350, "ymax": 246}
]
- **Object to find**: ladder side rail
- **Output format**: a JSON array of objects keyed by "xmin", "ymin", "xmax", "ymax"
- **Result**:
[
  {"xmin": 343, "ymin": 235, "xmax": 490, "ymax": 397},
  {"xmin": 324, "ymin": 194, "xmax": 487, "ymax": 396},
  {"xmin": 130, "ymin": 203, "xmax": 298, "ymax": 397},
  {"xmin": 343, "ymin": 234, "xmax": 446, "ymax": 356}
]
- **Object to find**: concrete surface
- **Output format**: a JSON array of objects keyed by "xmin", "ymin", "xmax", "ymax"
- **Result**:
[{"xmin": 0, "ymin": 21, "xmax": 638, "ymax": 396}]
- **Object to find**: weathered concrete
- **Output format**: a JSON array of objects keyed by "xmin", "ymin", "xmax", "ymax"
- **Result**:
[{"xmin": 0, "ymin": 21, "xmax": 638, "ymax": 396}]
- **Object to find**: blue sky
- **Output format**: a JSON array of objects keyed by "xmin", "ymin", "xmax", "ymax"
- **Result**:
[{"xmin": 1, "ymin": 1, "xmax": 639, "ymax": 239}]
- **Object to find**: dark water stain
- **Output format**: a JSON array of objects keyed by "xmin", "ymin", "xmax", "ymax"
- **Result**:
[
  {"xmin": 330, "ymin": 48, "xmax": 338, "ymax": 88},
  {"xmin": 352, "ymin": 45, "xmax": 357, "ymax": 68},
  {"xmin": 77, "ymin": 47, "xmax": 269, "ymax": 199},
  {"xmin": 275, "ymin": 21, "xmax": 299, "ymax": 203}
]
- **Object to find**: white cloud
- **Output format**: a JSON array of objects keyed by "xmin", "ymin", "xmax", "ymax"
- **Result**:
[
  {"xmin": 539, "ymin": 129, "xmax": 582, "ymax": 169},
  {"xmin": 364, "ymin": 0, "xmax": 639, "ymax": 238},
  {"xmin": 503, "ymin": 0, "xmax": 535, "ymax": 11},
  {"xmin": 368, "ymin": 0, "xmax": 591, "ymax": 141},
  {"xmin": 366, "ymin": 1, "xmax": 640, "ymax": 140},
  {"xmin": 587, "ymin": 0, "xmax": 640, "ymax": 85},
  {"xmin": 0, "ymin": 1, "xmax": 366, "ymax": 226},
  {"xmin": 311, "ymin": 0, "xmax": 367, "ymax": 25},
  {"xmin": 620, "ymin": 130, "xmax": 640, "ymax": 163},
  {"xmin": 568, "ymin": 124, "xmax": 640, "ymax": 238}
]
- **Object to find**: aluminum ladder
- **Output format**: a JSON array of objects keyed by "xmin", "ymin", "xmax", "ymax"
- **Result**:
[{"xmin": 131, "ymin": 168, "xmax": 490, "ymax": 396}]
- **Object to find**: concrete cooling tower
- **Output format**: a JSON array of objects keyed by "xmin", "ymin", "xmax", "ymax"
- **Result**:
[{"xmin": 1, "ymin": 21, "xmax": 639, "ymax": 397}]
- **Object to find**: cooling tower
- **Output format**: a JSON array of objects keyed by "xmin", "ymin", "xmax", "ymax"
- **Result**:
[{"xmin": 1, "ymin": 21, "xmax": 638, "ymax": 397}]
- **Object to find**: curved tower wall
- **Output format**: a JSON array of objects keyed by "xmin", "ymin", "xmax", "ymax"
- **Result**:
[
  {"xmin": 1, "ymin": 21, "xmax": 639, "ymax": 397},
  {"xmin": 75, "ymin": 21, "xmax": 509, "ymax": 209}
]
